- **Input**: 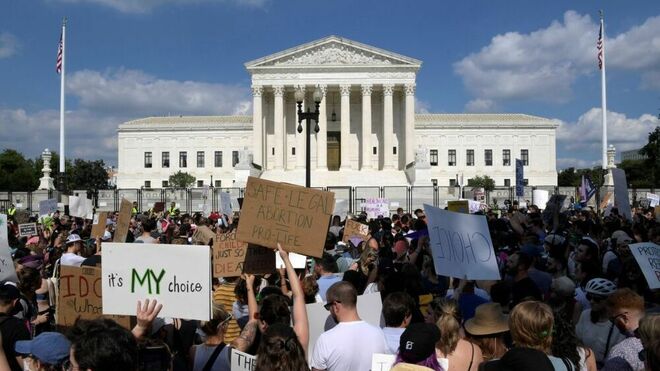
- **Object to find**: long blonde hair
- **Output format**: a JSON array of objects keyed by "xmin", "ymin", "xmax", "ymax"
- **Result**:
[{"xmin": 510, "ymin": 301, "xmax": 554, "ymax": 353}]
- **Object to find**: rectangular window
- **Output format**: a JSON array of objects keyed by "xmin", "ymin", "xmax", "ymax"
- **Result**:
[
  {"xmin": 162, "ymin": 180, "xmax": 169, "ymax": 187},
  {"xmin": 214, "ymin": 151, "xmax": 223, "ymax": 167},
  {"xmin": 162, "ymin": 152, "xmax": 170, "ymax": 168},
  {"xmin": 449, "ymin": 179, "xmax": 457, "ymax": 187},
  {"xmin": 144, "ymin": 180, "xmax": 151, "ymax": 188},
  {"xmin": 466, "ymin": 150, "xmax": 475, "ymax": 166},
  {"xmin": 214, "ymin": 180, "xmax": 222, "ymax": 188},
  {"xmin": 431, "ymin": 179, "xmax": 438, "ymax": 186},
  {"xmin": 430, "ymin": 149, "xmax": 438, "ymax": 166},
  {"xmin": 292, "ymin": 147, "xmax": 296, "ymax": 155},
  {"xmin": 521, "ymin": 149, "xmax": 529, "ymax": 166},
  {"xmin": 504, "ymin": 179, "xmax": 511, "ymax": 187},
  {"xmin": 448, "ymin": 150, "xmax": 456, "ymax": 166},
  {"xmin": 373, "ymin": 147, "xmax": 377, "ymax": 155},
  {"xmin": 197, "ymin": 151, "xmax": 205, "ymax": 168},
  {"xmin": 503, "ymin": 149, "xmax": 511, "ymax": 166},
  {"xmin": 393, "ymin": 147, "xmax": 397, "ymax": 155},
  {"xmin": 272, "ymin": 147, "xmax": 275, "ymax": 155},
  {"xmin": 232, "ymin": 151, "xmax": 239, "ymax": 167},
  {"xmin": 485, "ymin": 149, "xmax": 492, "ymax": 166},
  {"xmin": 179, "ymin": 151, "xmax": 187, "ymax": 168},
  {"xmin": 144, "ymin": 152, "xmax": 152, "ymax": 168},
  {"xmin": 523, "ymin": 178, "xmax": 529, "ymax": 186},
  {"xmin": 197, "ymin": 180, "xmax": 204, "ymax": 187}
]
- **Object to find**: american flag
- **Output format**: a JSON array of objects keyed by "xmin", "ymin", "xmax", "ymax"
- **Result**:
[
  {"xmin": 56, "ymin": 33, "xmax": 63, "ymax": 74},
  {"xmin": 597, "ymin": 23, "xmax": 603, "ymax": 70}
]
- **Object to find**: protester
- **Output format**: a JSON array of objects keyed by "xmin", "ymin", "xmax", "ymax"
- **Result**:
[
  {"xmin": 255, "ymin": 323, "xmax": 309, "ymax": 371},
  {"xmin": 313, "ymin": 253, "xmax": 340, "ymax": 302},
  {"xmin": 0, "ymin": 283, "xmax": 31, "ymax": 371},
  {"xmin": 66, "ymin": 318, "xmax": 138, "ymax": 371},
  {"xmin": 60, "ymin": 234, "xmax": 86, "ymax": 267},
  {"xmin": 506, "ymin": 252, "xmax": 542, "ymax": 307},
  {"xmin": 463, "ymin": 303, "xmax": 509, "ymax": 362},
  {"xmin": 15, "ymin": 332, "xmax": 70, "ymax": 371},
  {"xmin": 382, "ymin": 292, "xmax": 415, "ymax": 354},
  {"xmin": 190, "ymin": 303, "xmax": 232, "ymax": 371},
  {"xmin": 394, "ymin": 322, "xmax": 443, "ymax": 371},
  {"xmin": 601, "ymin": 288, "xmax": 646, "ymax": 371}
]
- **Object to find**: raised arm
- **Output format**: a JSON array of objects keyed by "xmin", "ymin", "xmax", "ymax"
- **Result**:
[
  {"xmin": 277, "ymin": 243, "xmax": 309, "ymax": 354},
  {"xmin": 245, "ymin": 274, "xmax": 258, "ymax": 321},
  {"xmin": 132, "ymin": 299, "xmax": 163, "ymax": 339}
]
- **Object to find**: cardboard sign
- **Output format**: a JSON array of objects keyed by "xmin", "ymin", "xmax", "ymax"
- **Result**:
[
  {"xmin": 424, "ymin": 204, "xmax": 500, "ymax": 280},
  {"xmin": 57, "ymin": 265, "xmax": 130, "ymax": 328},
  {"xmin": 102, "ymin": 243, "xmax": 212, "ymax": 321},
  {"xmin": 447, "ymin": 200, "xmax": 469, "ymax": 214},
  {"xmin": 242, "ymin": 244, "xmax": 276, "ymax": 274},
  {"xmin": 333, "ymin": 199, "xmax": 349, "ymax": 220},
  {"xmin": 113, "ymin": 199, "xmax": 133, "ymax": 243},
  {"xmin": 0, "ymin": 215, "xmax": 18, "ymax": 282},
  {"xmin": 213, "ymin": 231, "xmax": 247, "ymax": 278},
  {"xmin": 192, "ymin": 225, "xmax": 215, "ymax": 245},
  {"xmin": 153, "ymin": 202, "xmax": 165, "ymax": 213},
  {"xmin": 219, "ymin": 192, "xmax": 233, "ymax": 215},
  {"xmin": 236, "ymin": 177, "xmax": 334, "ymax": 258},
  {"xmin": 275, "ymin": 251, "xmax": 307, "ymax": 269},
  {"xmin": 612, "ymin": 168, "xmax": 632, "ymax": 221},
  {"xmin": 69, "ymin": 196, "xmax": 94, "ymax": 220},
  {"xmin": 656, "ymin": 206, "xmax": 660, "ymax": 222},
  {"xmin": 39, "ymin": 198, "xmax": 58, "ymax": 216},
  {"xmin": 372, "ymin": 354, "xmax": 396, "ymax": 371},
  {"xmin": 363, "ymin": 198, "xmax": 390, "ymax": 219},
  {"xmin": 18, "ymin": 223, "xmax": 37, "ymax": 237},
  {"xmin": 629, "ymin": 242, "xmax": 660, "ymax": 290},
  {"xmin": 230, "ymin": 349, "xmax": 256, "ymax": 371},
  {"xmin": 91, "ymin": 212, "xmax": 108, "ymax": 239},
  {"xmin": 342, "ymin": 219, "xmax": 369, "ymax": 243}
]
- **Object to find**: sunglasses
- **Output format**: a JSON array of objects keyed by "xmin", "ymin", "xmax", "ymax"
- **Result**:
[
  {"xmin": 609, "ymin": 312, "xmax": 628, "ymax": 323},
  {"xmin": 324, "ymin": 301, "xmax": 341, "ymax": 311}
]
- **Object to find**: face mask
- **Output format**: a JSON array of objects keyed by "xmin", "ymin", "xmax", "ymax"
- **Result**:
[{"xmin": 23, "ymin": 358, "xmax": 35, "ymax": 371}]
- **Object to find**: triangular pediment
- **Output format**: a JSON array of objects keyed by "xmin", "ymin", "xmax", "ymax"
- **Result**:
[{"xmin": 245, "ymin": 35, "xmax": 421, "ymax": 69}]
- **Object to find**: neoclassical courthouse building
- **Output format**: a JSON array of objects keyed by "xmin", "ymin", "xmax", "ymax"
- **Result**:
[{"xmin": 117, "ymin": 36, "xmax": 558, "ymax": 189}]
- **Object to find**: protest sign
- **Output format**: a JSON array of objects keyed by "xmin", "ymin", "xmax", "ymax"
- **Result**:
[
  {"xmin": 236, "ymin": 177, "xmax": 334, "ymax": 258},
  {"xmin": 0, "ymin": 215, "xmax": 18, "ymax": 282},
  {"xmin": 372, "ymin": 354, "xmax": 396, "ymax": 371},
  {"xmin": 541, "ymin": 194, "xmax": 567, "ymax": 230},
  {"xmin": 532, "ymin": 190, "xmax": 550, "ymax": 210},
  {"xmin": 515, "ymin": 159, "xmax": 524, "ymax": 197},
  {"xmin": 91, "ymin": 212, "xmax": 108, "ymax": 239},
  {"xmin": 242, "ymin": 244, "xmax": 276, "ymax": 274},
  {"xmin": 153, "ymin": 202, "xmax": 165, "ymax": 213},
  {"xmin": 39, "ymin": 198, "xmax": 58, "ymax": 216},
  {"xmin": 341, "ymin": 219, "xmax": 369, "ymax": 243},
  {"xmin": 629, "ymin": 242, "xmax": 660, "ymax": 290},
  {"xmin": 468, "ymin": 200, "xmax": 483, "ymax": 214},
  {"xmin": 447, "ymin": 200, "xmax": 469, "ymax": 214},
  {"xmin": 113, "ymin": 199, "xmax": 133, "ymax": 243},
  {"xmin": 333, "ymin": 199, "xmax": 349, "ymax": 220},
  {"xmin": 219, "ymin": 192, "xmax": 233, "ymax": 215},
  {"xmin": 275, "ymin": 251, "xmax": 307, "ymax": 269},
  {"xmin": 69, "ymin": 196, "xmax": 94, "ymax": 220},
  {"xmin": 57, "ymin": 265, "xmax": 130, "ymax": 328},
  {"xmin": 213, "ymin": 231, "xmax": 247, "ymax": 278},
  {"xmin": 424, "ymin": 204, "xmax": 500, "ymax": 280},
  {"xmin": 102, "ymin": 243, "xmax": 212, "ymax": 321},
  {"xmin": 363, "ymin": 198, "xmax": 390, "ymax": 219},
  {"xmin": 192, "ymin": 225, "xmax": 215, "ymax": 245},
  {"xmin": 231, "ymin": 349, "xmax": 256, "ymax": 371},
  {"xmin": 612, "ymin": 168, "xmax": 632, "ymax": 221},
  {"xmin": 647, "ymin": 193, "xmax": 659, "ymax": 207},
  {"xmin": 18, "ymin": 223, "xmax": 37, "ymax": 237}
]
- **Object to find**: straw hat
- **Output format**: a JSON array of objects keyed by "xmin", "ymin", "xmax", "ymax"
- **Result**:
[{"xmin": 464, "ymin": 303, "xmax": 509, "ymax": 336}]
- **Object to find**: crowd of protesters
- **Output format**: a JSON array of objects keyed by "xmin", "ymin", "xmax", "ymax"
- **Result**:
[{"xmin": 0, "ymin": 197, "xmax": 658, "ymax": 371}]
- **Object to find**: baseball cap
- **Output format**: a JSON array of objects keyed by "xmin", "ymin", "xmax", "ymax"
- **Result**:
[
  {"xmin": 0, "ymin": 282, "xmax": 21, "ymax": 301},
  {"xmin": 15, "ymin": 332, "xmax": 71, "ymax": 366},
  {"xmin": 65, "ymin": 234, "xmax": 82, "ymax": 245},
  {"xmin": 398, "ymin": 323, "xmax": 440, "ymax": 364}
]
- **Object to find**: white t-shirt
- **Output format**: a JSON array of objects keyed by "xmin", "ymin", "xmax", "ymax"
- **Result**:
[
  {"xmin": 311, "ymin": 320, "xmax": 389, "ymax": 371},
  {"xmin": 575, "ymin": 309, "xmax": 626, "ymax": 363},
  {"xmin": 382, "ymin": 327, "xmax": 405, "ymax": 354},
  {"xmin": 60, "ymin": 252, "xmax": 86, "ymax": 267}
]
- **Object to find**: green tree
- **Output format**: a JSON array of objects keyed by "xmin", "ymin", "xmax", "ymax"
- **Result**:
[
  {"xmin": 558, "ymin": 167, "xmax": 579, "ymax": 186},
  {"xmin": 617, "ymin": 160, "xmax": 653, "ymax": 188},
  {"xmin": 69, "ymin": 159, "xmax": 110, "ymax": 191},
  {"xmin": 639, "ymin": 126, "xmax": 660, "ymax": 187},
  {"xmin": 0, "ymin": 149, "xmax": 39, "ymax": 191},
  {"xmin": 467, "ymin": 175, "xmax": 495, "ymax": 192},
  {"xmin": 168, "ymin": 171, "xmax": 196, "ymax": 188}
]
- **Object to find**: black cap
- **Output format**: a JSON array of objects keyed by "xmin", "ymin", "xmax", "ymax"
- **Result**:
[{"xmin": 398, "ymin": 323, "xmax": 440, "ymax": 364}]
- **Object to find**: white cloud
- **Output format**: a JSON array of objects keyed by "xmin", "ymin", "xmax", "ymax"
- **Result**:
[
  {"xmin": 464, "ymin": 98, "xmax": 496, "ymax": 113},
  {"xmin": 56, "ymin": 0, "xmax": 268, "ymax": 13},
  {"xmin": 415, "ymin": 97, "xmax": 431, "ymax": 114},
  {"xmin": 455, "ymin": 12, "xmax": 660, "ymax": 104},
  {"xmin": 0, "ymin": 32, "xmax": 19, "ymax": 59}
]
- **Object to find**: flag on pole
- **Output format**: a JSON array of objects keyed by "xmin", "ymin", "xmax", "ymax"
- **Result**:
[
  {"xmin": 579, "ymin": 174, "xmax": 596, "ymax": 205},
  {"xmin": 56, "ymin": 33, "xmax": 63, "ymax": 74},
  {"xmin": 597, "ymin": 23, "xmax": 604, "ymax": 70}
]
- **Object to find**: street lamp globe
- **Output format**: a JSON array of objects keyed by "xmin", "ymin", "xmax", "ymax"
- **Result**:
[
  {"xmin": 313, "ymin": 87, "xmax": 322, "ymax": 104},
  {"xmin": 294, "ymin": 87, "xmax": 305, "ymax": 104}
]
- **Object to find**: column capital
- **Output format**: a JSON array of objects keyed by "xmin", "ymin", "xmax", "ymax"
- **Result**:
[
  {"xmin": 404, "ymin": 83, "xmax": 416, "ymax": 96},
  {"xmin": 251, "ymin": 85, "xmax": 263, "ymax": 97},
  {"xmin": 318, "ymin": 84, "xmax": 327, "ymax": 97},
  {"xmin": 295, "ymin": 84, "xmax": 306, "ymax": 94},
  {"xmin": 361, "ymin": 84, "xmax": 373, "ymax": 96},
  {"xmin": 340, "ymin": 84, "xmax": 352, "ymax": 96},
  {"xmin": 273, "ymin": 85, "xmax": 285, "ymax": 97},
  {"xmin": 382, "ymin": 84, "xmax": 394, "ymax": 96}
]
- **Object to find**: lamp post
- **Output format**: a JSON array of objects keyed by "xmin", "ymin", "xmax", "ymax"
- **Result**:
[{"xmin": 295, "ymin": 87, "xmax": 322, "ymax": 188}]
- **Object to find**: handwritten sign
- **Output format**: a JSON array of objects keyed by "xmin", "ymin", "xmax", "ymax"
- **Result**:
[
  {"xmin": 113, "ymin": 199, "xmax": 133, "ymax": 243},
  {"xmin": 18, "ymin": 223, "xmax": 37, "ymax": 237},
  {"xmin": 0, "ymin": 215, "xmax": 18, "ymax": 282},
  {"xmin": 363, "ymin": 198, "xmax": 390, "ymax": 219},
  {"xmin": 342, "ymin": 219, "xmax": 369, "ymax": 243},
  {"xmin": 57, "ymin": 265, "xmax": 130, "ymax": 328},
  {"xmin": 612, "ymin": 168, "xmax": 632, "ymax": 221},
  {"xmin": 192, "ymin": 225, "xmax": 215, "ymax": 245},
  {"xmin": 213, "ymin": 231, "xmax": 247, "ymax": 278},
  {"xmin": 629, "ymin": 242, "xmax": 660, "ymax": 290},
  {"xmin": 648, "ymin": 193, "xmax": 659, "ymax": 207},
  {"xmin": 39, "ymin": 198, "xmax": 58, "ymax": 217},
  {"xmin": 69, "ymin": 196, "xmax": 94, "ymax": 220},
  {"xmin": 219, "ymin": 192, "xmax": 233, "ymax": 215},
  {"xmin": 242, "ymin": 244, "xmax": 276, "ymax": 275},
  {"xmin": 372, "ymin": 354, "xmax": 396, "ymax": 371},
  {"xmin": 91, "ymin": 212, "xmax": 108, "ymax": 239},
  {"xmin": 102, "ymin": 243, "xmax": 211, "ymax": 321},
  {"xmin": 236, "ymin": 177, "xmax": 334, "ymax": 258},
  {"xmin": 447, "ymin": 200, "xmax": 469, "ymax": 214},
  {"xmin": 423, "ymin": 204, "xmax": 500, "ymax": 280},
  {"xmin": 231, "ymin": 349, "xmax": 256, "ymax": 371}
]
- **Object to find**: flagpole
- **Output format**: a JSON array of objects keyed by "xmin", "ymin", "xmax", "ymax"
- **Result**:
[
  {"xmin": 59, "ymin": 18, "xmax": 66, "ymax": 185},
  {"xmin": 600, "ymin": 11, "xmax": 608, "ymax": 170}
]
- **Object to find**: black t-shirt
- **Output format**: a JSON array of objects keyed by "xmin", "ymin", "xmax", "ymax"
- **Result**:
[
  {"xmin": 81, "ymin": 255, "xmax": 102, "ymax": 267},
  {"xmin": 511, "ymin": 277, "xmax": 542, "ymax": 307},
  {"xmin": 0, "ymin": 313, "xmax": 31, "ymax": 371}
]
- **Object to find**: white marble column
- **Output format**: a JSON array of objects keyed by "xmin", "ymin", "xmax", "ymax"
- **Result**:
[
  {"xmin": 317, "ymin": 85, "xmax": 327, "ymax": 170},
  {"xmin": 361, "ymin": 84, "xmax": 373, "ymax": 169},
  {"xmin": 296, "ymin": 85, "xmax": 306, "ymax": 169},
  {"xmin": 273, "ymin": 85, "xmax": 285, "ymax": 170},
  {"xmin": 404, "ymin": 83, "xmax": 416, "ymax": 166},
  {"xmin": 251, "ymin": 85, "xmax": 263, "ymax": 168},
  {"xmin": 340, "ymin": 84, "xmax": 351, "ymax": 170},
  {"xmin": 382, "ymin": 84, "xmax": 394, "ymax": 169}
]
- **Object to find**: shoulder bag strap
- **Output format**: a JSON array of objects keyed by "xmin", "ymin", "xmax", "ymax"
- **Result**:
[
  {"xmin": 467, "ymin": 341, "xmax": 474, "ymax": 371},
  {"xmin": 201, "ymin": 343, "xmax": 226, "ymax": 371}
]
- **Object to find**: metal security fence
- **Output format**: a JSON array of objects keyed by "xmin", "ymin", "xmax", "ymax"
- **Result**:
[{"xmin": 2, "ymin": 186, "xmax": 655, "ymax": 215}]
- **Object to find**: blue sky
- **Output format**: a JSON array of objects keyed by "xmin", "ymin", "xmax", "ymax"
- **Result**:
[{"xmin": 1, "ymin": 0, "xmax": 658, "ymax": 170}]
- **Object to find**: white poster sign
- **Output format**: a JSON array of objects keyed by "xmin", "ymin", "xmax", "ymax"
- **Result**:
[
  {"xmin": 333, "ymin": 199, "xmax": 349, "ymax": 220},
  {"xmin": 468, "ymin": 200, "xmax": 482, "ymax": 214},
  {"xmin": 69, "ymin": 196, "xmax": 94, "ymax": 220},
  {"xmin": 612, "ymin": 168, "xmax": 632, "ymax": 221},
  {"xmin": 230, "ymin": 349, "xmax": 256, "ymax": 371},
  {"xmin": 647, "ymin": 193, "xmax": 659, "ymax": 207},
  {"xmin": 275, "ymin": 252, "xmax": 307, "ymax": 269},
  {"xmin": 219, "ymin": 192, "xmax": 233, "ymax": 215},
  {"xmin": 532, "ymin": 190, "xmax": 550, "ymax": 210},
  {"xmin": 39, "ymin": 199, "xmax": 58, "ymax": 217},
  {"xmin": 423, "ymin": 204, "xmax": 500, "ymax": 280},
  {"xmin": 0, "ymin": 215, "xmax": 18, "ymax": 282},
  {"xmin": 629, "ymin": 242, "xmax": 660, "ymax": 290},
  {"xmin": 363, "ymin": 198, "xmax": 390, "ymax": 219},
  {"xmin": 102, "ymin": 243, "xmax": 211, "ymax": 321},
  {"xmin": 372, "ymin": 353, "xmax": 396, "ymax": 371}
]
